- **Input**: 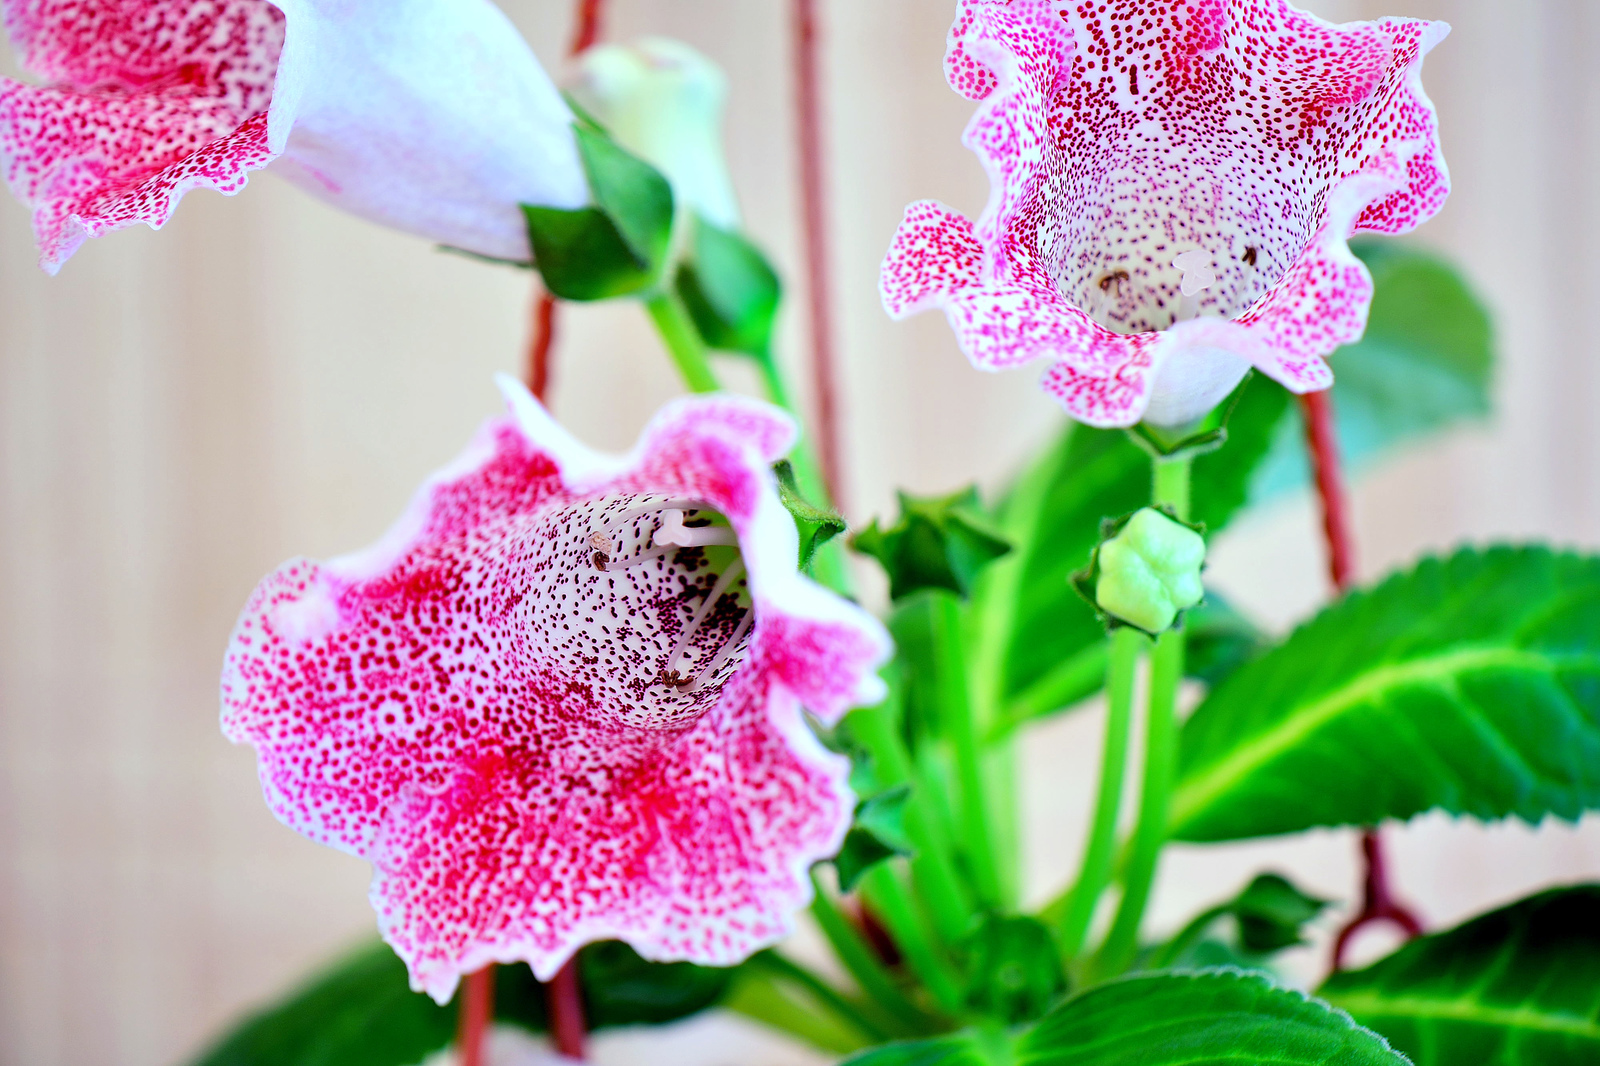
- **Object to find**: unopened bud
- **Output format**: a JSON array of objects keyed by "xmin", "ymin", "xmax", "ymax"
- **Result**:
[
  {"xmin": 1094, "ymin": 508, "xmax": 1205, "ymax": 633},
  {"xmin": 567, "ymin": 38, "xmax": 741, "ymax": 231}
]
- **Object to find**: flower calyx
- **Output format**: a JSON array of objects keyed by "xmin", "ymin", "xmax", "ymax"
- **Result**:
[
  {"xmin": 522, "ymin": 119, "xmax": 676, "ymax": 301},
  {"xmin": 830, "ymin": 784, "xmax": 915, "ymax": 892},
  {"xmin": 852, "ymin": 487, "xmax": 1012, "ymax": 602},
  {"xmin": 1076, "ymin": 507, "xmax": 1206, "ymax": 635}
]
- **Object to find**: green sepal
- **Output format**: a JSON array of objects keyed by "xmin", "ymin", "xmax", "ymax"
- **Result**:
[
  {"xmin": 1126, "ymin": 376, "xmax": 1253, "ymax": 461},
  {"xmin": 853, "ymin": 487, "xmax": 1012, "ymax": 601},
  {"xmin": 676, "ymin": 217, "xmax": 782, "ymax": 356},
  {"xmin": 773, "ymin": 459, "xmax": 847, "ymax": 573},
  {"xmin": 955, "ymin": 915, "xmax": 1067, "ymax": 1026},
  {"xmin": 1228, "ymin": 873, "xmax": 1333, "ymax": 954},
  {"xmin": 522, "ymin": 123, "xmax": 675, "ymax": 301}
]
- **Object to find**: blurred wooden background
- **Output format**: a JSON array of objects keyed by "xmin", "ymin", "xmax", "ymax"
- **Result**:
[{"xmin": 2, "ymin": 1, "xmax": 1598, "ymax": 1063}]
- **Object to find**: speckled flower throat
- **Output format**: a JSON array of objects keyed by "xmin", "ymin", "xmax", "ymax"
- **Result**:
[
  {"xmin": 559, "ymin": 496, "xmax": 754, "ymax": 727},
  {"xmin": 1031, "ymin": 2, "xmax": 1396, "ymax": 334}
]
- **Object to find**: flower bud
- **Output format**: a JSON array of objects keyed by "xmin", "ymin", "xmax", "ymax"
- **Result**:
[
  {"xmin": 567, "ymin": 38, "xmax": 741, "ymax": 231},
  {"xmin": 1094, "ymin": 508, "xmax": 1205, "ymax": 633}
]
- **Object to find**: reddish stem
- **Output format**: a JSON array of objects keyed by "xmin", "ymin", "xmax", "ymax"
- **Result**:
[
  {"xmin": 791, "ymin": 0, "xmax": 846, "ymax": 505},
  {"xmin": 1300, "ymin": 390, "xmax": 1424, "ymax": 972},
  {"xmin": 547, "ymin": 957, "xmax": 589, "ymax": 1059},
  {"xmin": 458, "ymin": 965, "xmax": 496, "ymax": 1066},
  {"xmin": 569, "ymin": 0, "xmax": 605, "ymax": 55},
  {"xmin": 528, "ymin": 291, "xmax": 558, "ymax": 401}
]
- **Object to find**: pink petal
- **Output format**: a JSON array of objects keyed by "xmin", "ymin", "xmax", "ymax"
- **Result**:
[
  {"xmin": 880, "ymin": 200, "xmax": 984, "ymax": 319},
  {"xmin": 0, "ymin": 0, "xmax": 284, "ymax": 273},
  {"xmin": 222, "ymin": 386, "xmax": 889, "ymax": 1001},
  {"xmin": 0, "ymin": 0, "xmax": 587, "ymax": 271},
  {"xmin": 887, "ymin": 0, "xmax": 1451, "ymax": 428}
]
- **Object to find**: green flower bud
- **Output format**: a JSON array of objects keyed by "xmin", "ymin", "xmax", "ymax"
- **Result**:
[
  {"xmin": 1094, "ymin": 508, "xmax": 1205, "ymax": 633},
  {"xmin": 567, "ymin": 38, "xmax": 741, "ymax": 232}
]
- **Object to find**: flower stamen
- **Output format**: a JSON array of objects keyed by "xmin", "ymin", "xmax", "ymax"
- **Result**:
[{"xmin": 661, "ymin": 558, "xmax": 749, "ymax": 686}]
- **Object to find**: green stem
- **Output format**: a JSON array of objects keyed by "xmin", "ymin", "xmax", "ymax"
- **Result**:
[
  {"xmin": 928, "ymin": 592, "xmax": 1002, "ymax": 911},
  {"xmin": 748, "ymin": 950, "xmax": 891, "ymax": 1043},
  {"xmin": 847, "ymin": 704, "xmax": 973, "ymax": 943},
  {"xmin": 808, "ymin": 874, "xmax": 928, "ymax": 1032},
  {"xmin": 644, "ymin": 291, "xmax": 720, "ymax": 393},
  {"xmin": 1095, "ymin": 455, "xmax": 1192, "ymax": 977},
  {"xmin": 1056, "ymin": 625, "xmax": 1145, "ymax": 962},
  {"xmin": 860, "ymin": 863, "xmax": 966, "ymax": 1017}
]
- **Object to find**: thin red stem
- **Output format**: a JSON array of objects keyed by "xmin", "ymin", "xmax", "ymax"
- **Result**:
[
  {"xmin": 569, "ymin": 0, "xmax": 605, "ymax": 55},
  {"xmin": 791, "ymin": 0, "xmax": 846, "ymax": 505},
  {"xmin": 528, "ymin": 291, "xmax": 558, "ymax": 401},
  {"xmin": 547, "ymin": 957, "xmax": 589, "ymax": 1059},
  {"xmin": 1300, "ymin": 390, "xmax": 1424, "ymax": 972},
  {"xmin": 458, "ymin": 965, "xmax": 496, "ymax": 1066}
]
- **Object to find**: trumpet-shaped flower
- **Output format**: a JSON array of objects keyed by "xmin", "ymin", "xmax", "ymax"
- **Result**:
[
  {"xmin": 221, "ymin": 378, "xmax": 890, "ymax": 1002},
  {"xmin": 882, "ymin": 0, "xmax": 1450, "ymax": 427},
  {"xmin": 567, "ymin": 37, "xmax": 741, "ymax": 231},
  {"xmin": 0, "ymin": 0, "xmax": 588, "ymax": 273}
]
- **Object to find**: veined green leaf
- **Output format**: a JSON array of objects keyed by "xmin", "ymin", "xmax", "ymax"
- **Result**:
[
  {"xmin": 1321, "ymin": 885, "xmax": 1600, "ymax": 1065},
  {"xmin": 1172, "ymin": 546, "xmax": 1600, "ymax": 841},
  {"xmin": 1018, "ymin": 970, "xmax": 1408, "ymax": 1065}
]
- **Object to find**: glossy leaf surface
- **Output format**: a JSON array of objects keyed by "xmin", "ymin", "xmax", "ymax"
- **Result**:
[
  {"xmin": 1172, "ymin": 546, "xmax": 1600, "ymax": 841},
  {"xmin": 1019, "ymin": 970, "xmax": 1407, "ymax": 1065},
  {"xmin": 1321, "ymin": 885, "xmax": 1600, "ymax": 1065}
]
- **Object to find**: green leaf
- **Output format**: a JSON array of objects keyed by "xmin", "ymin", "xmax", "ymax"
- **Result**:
[
  {"xmin": 834, "ymin": 828, "xmax": 902, "ymax": 892},
  {"xmin": 1156, "ymin": 874, "xmax": 1330, "ymax": 971},
  {"xmin": 1019, "ymin": 970, "xmax": 1408, "ymax": 1065},
  {"xmin": 773, "ymin": 459, "xmax": 846, "ymax": 573},
  {"xmin": 956, "ymin": 915, "xmax": 1066, "ymax": 1026},
  {"xmin": 1172, "ymin": 545, "xmax": 1600, "ymax": 842},
  {"xmin": 675, "ymin": 218, "xmax": 782, "ymax": 355},
  {"xmin": 185, "ymin": 941, "xmax": 453, "ymax": 1066},
  {"xmin": 973, "ymin": 373, "xmax": 1287, "ymax": 733},
  {"xmin": 857, "ymin": 784, "xmax": 916, "ymax": 853},
  {"xmin": 1230, "ymin": 873, "xmax": 1332, "ymax": 954},
  {"xmin": 1250, "ymin": 238, "xmax": 1494, "ymax": 498},
  {"xmin": 191, "ymin": 940, "xmax": 733, "ymax": 1066},
  {"xmin": 573, "ymin": 124, "xmax": 674, "ymax": 272},
  {"xmin": 854, "ymin": 488, "xmax": 1012, "ymax": 601},
  {"xmin": 1184, "ymin": 592, "xmax": 1270, "ymax": 688},
  {"xmin": 1321, "ymin": 885, "xmax": 1600, "ymax": 1065}
]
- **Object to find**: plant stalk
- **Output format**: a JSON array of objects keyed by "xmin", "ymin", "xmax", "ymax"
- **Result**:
[
  {"xmin": 808, "ymin": 874, "xmax": 928, "ymax": 1032},
  {"xmin": 645, "ymin": 291, "xmax": 722, "ymax": 394},
  {"xmin": 458, "ymin": 965, "xmax": 495, "ymax": 1066},
  {"xmin": 1056, "ymin": 625, "xmax": 1145, "ymax": 962},
  {"xmin": 1095, "ymin": 454, "xmax": 1191, "ymax": 976},
  {"xmin": 547, "ymin": 957, "xmax": 588, "ymax": 1059}
]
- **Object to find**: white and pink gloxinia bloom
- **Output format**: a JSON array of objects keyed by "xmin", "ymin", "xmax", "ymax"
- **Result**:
[
  {"xmin": 881, "ymin": 0, "xmax": 1450, "ymax": 428},
  {"xmin": 0, "ymin": 0, "xmax": 588, "ymax": 273},
  {"xmin": 221, "ymin": 379, "xmax": 890, "ymax": 1002}
]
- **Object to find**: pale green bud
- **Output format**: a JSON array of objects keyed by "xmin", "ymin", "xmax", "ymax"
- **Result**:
[
  {"xmin": 1094, "ymin": 508, "xmax": 1205, "ymax": 633},
  {"xmin": 567, "ymin": 38, "xmax": 741, "ymax": 231}
]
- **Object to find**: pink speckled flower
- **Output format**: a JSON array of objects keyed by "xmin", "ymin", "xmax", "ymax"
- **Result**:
[
  {"xmin": 220, "ymin": 378, "xmax": 890, "ymax": 1002},
  {"xmin": 0, "ymin": 0, "xmax": 587, "ymax": 274},
  {"xmin": 882, "ymin": 0, "xmax": 1450, "ymax": 428}
]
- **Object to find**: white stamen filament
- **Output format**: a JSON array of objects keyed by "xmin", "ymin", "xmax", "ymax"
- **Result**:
[
  {"xmin": 661, "ymin": 558, "xmax": 748, "ymax": 683},
  {"xmin": 682, "ymin": 610, "xmax": 755, "ymax": 693}
]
